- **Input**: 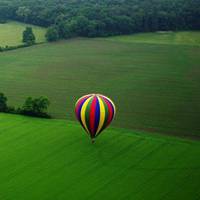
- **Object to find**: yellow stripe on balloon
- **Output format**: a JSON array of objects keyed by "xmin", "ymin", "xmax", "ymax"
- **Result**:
[
  {"xmin": 81, "ymin": 96, "xmax": 93, "ymax": 133},
  {"xmin": 96, "ymin": 97, "xmax": 106, "ymax": 134}
]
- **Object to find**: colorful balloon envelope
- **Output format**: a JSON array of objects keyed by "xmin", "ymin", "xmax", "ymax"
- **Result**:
[{"xmin": 75, "ymin": 94, "xmax": 116, "ymax": 142}]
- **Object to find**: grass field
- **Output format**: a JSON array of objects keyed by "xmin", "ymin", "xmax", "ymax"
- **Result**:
[
  {"xmin": 0, "ymin": 113, "xmax": 199, "ymax": 200},
  {"xmin": 106, "ymin": 31, "xmax": 200, "ymax": 46},
  {"xmin": 0, "ymin": 32, "xmax": 200, "ymax": 138},
  {"xmin": 0, "ymin": 21, "xmax": 46, "ymax": 46}
]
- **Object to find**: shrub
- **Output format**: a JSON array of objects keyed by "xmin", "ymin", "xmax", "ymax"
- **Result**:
[
  {"xmin": 6, "ymin": 106, "xmax": 17, "ymax": 114},
  {"xmin": 0, "ymin": 93, "xmax": 8, "ymax": 112},
  {"xmin": 23, "ymin": 27, "xmax": 36, "ymax": 45},
  {"xmin": 45, "ymin": 26, "xmax": 59, "ymax": 42},
  {"xmin": 21, "ymin": 96, "xmax": 51, "ymax": 118},
  {"xmin": 0, "ymin": 19, "xmax": 6, "ymax": 24}
]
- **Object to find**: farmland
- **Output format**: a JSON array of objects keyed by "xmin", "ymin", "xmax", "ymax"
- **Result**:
[
  {"xmin": 0, "ymin": 113, "xmax": 199, "ymax": 200},
  {"xmin": 106, "ymin": 31, "xmax": 200, "ymax": 46},
  {"xmin": 0, "ymin": 0, "xmax": 199, "ymax": 197},
  {"xmin": 0, "ymin": 21, "xmax": 46, "ymax": 46},
  {"xmin": 0, "ymin": 31, "xmax": 200, "ymax": 138}
]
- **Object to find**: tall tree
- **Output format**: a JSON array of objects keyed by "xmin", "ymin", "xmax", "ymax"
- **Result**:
[
  {"xmin": 23, "ymin": 27, "xmax": 35, "ymax": 45},
  {"xmin": 0, "ymin": 93, "xmax": 8, "ymax": 112},
  {"xmin": 45, "ymin": 26, "xmax": 59, "ymax": 41},
  {"xmin": 16, "ymin": 6, "xmax": 31, "ymax": 22}
]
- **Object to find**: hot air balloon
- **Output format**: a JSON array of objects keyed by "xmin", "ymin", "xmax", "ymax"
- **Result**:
[{"xmin": 75, "ymin": 94, "xmax": 116, "ymax": 143}]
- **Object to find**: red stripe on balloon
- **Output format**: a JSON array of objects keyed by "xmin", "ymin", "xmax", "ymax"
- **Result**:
[{"xmin": 89, "ymin": 96, "xmax": 97, "ymax": 137}]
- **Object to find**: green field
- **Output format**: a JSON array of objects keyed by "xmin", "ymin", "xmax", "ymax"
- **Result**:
[
  {"xmin": 106, "ymin": 31, "xmax": 200, "ymax": 46},
  {"xmin": 0, "ymin": 21, "xmax": 46, "ymax": 46},
  {"xmin": 0, "ymin": 113, "xmax": 199, "ymax": 200},
  {"xmin": 0, "ymin": 31, "xmax": 200, "ymax": 138}
]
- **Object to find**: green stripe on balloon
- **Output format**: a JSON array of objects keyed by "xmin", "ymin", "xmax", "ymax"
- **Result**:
[{"xmin": 85, "ymin": 97, "xmax": 93, "ymax": 133}]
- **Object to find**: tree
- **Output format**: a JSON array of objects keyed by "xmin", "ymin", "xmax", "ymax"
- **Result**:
[
  {"xmin": 23, "ymin": 27, "xmax": 35, "ymax": 45},
  {"xmin": 21, "ymin": 96, "xmax": 50, "ymax": 118},
  {"xmin": 45, "ymin": 26, "xmax": 59, "ymax": 41},
  {"xmin": 16, "ymin": 6, "xmax": 31, "ymax": 22},
  {"xmin": 72, "ymin": 16, "xmax": 90, "ymax": 36},
  {"xmin": 0, "ymin": 93, "xmax": 8, "ymax": 112},
  {"xmin": 115, "ymin": 16, "xmax": 135, "ymax": 34}
]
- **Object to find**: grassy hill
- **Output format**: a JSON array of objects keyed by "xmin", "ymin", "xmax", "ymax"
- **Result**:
[
  {"xmin": 0, "ymin": 21, "xmax": 46, "ymax": 46},
  {"xmin": 106, "ymin": 31, "xmax": 200, "ymax": 46},
  {"xmin": 0, "ymin": 32, "xmax": 200, "ymax": 138},
  {"xmin": 0, "ymin": 113, "xmax": 199, "ymax": 200}
]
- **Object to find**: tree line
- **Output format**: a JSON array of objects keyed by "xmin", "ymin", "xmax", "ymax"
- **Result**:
[
  {"xmin": 0, "ymin": 0, "xmax": 199, "ymax": 41},
  {"xmin": 0, "ymin": 93, "xmax": 51, "ymax": 118}
]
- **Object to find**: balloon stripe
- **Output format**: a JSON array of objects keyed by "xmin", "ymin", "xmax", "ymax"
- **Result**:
[
  {"xmin": 89, "ymin": 96, "xmax": 97, "ymax": 137},
  {"xmin": 96, "ymin": 97, "xmax": 106, "ymax": 134},
  {"xmin": 101, "ymin": 95, "xmax": 116, "ymax": 117},
  {"xmin": 94, "ymin": 97, "xmax": 100, "ymax": 136},
  {"xmin": 85, "ymin": 97, "xmax": 93, "ymax": 135},
  {"xmin": 76, "ymin": 100, "xmax": 85, "ymax": 120},
  {"xmin": 80, "ymin": 96, "xmax": 93, "ymax": 133},
  {"xmin": 99, "ymin": 99, "xmax": 109, "ymax": 134},
  {"xmin": 108, "ymin": 100, "xmax": 115, "ymax": 121},
  {"xmin": 75, "ymin": 98, "xmax": 89, "ymax": 126},
  {"xmin": 75, "ymin": 95, "xmax": 91, "ymax": 121},
  {"xmin": 102, "ymin": 97, "xmax": 114, "ymax": 126},
  {"xmin": 75, "ymin": 94, "xmax": 91, "ymax": 107},
  {"xmin": 75, "ymin": 99, "xmax": 83, "ymax": 119},
  {"xmin": 75, "ymin": 94, "xmax": 91, "ymax": 113}
]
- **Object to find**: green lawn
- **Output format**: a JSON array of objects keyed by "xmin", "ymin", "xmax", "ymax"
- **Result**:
[
  {"xmin": 0, "ymin": 113, "xmax": 199, "ymax": 200},
  {"xmin": 106, "ymin": 31, "xmax": 200, "ymax": 46},
  {"xmin": 0, "ymin": 34, "xmax": 200, "ymax": 138},
  {"xmin": 0, "ymin": 21, "xmax": 46, "ymax": 46}
]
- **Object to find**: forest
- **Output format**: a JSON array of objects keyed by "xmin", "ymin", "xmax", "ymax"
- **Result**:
[{"xmin": 0, "ymin": 0, "xmax": 199, "ymax": 40}]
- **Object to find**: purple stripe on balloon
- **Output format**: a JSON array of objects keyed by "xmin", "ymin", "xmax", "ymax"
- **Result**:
[{"xmin": 94, "ymin": 96, "xmax": 100, "ymax": 136}]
